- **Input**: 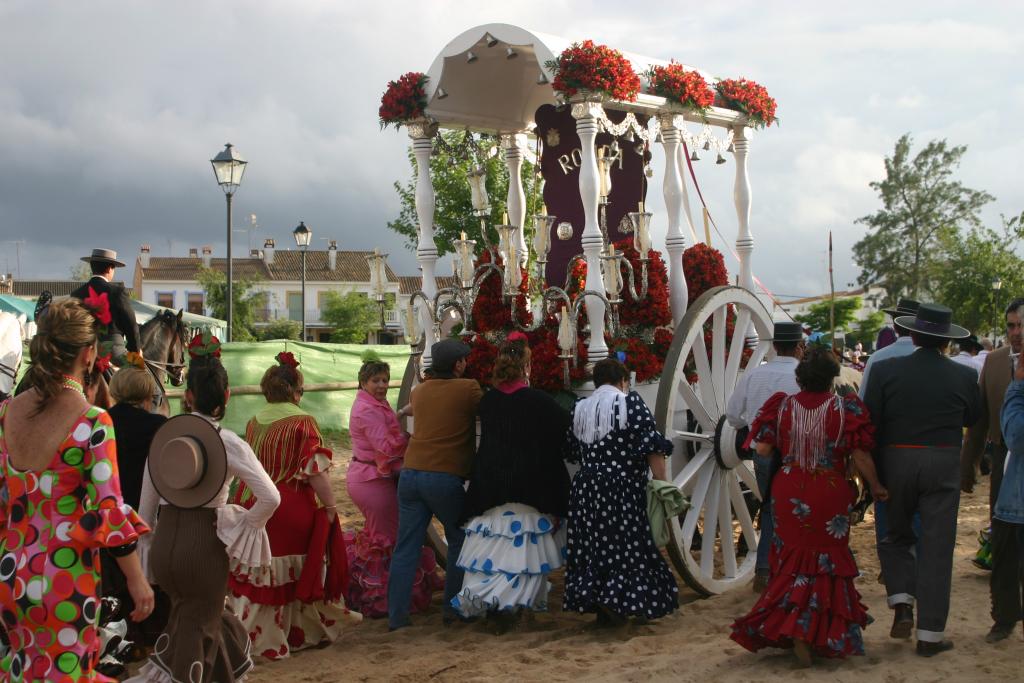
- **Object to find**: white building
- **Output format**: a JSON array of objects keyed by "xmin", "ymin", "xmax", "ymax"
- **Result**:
[{"xmin": 133, "ymin": 241, "xmax": 406, "ymax": 343}]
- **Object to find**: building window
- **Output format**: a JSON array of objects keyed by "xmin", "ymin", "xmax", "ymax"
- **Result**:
[
  {"xmin": 287, "ymin": 292, "xmax": 303, "ymax": 322},
  {"xmin": 156, "ymin": 292, "xmax": 174, "ymax": 309},
  {"xmin": 186, "ymin": 292, "xmax": 204, "ymax": 315}
]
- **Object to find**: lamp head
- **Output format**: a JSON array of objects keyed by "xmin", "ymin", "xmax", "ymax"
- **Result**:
[
  {"xmin": 210, "ymin": 143, "xmax": 247, "ymax": 195},
  {"xmin": 292, "ymin": 221, "xmax": 312, "ymax": 248}
]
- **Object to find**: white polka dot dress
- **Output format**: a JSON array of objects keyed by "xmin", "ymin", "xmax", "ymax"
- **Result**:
[{"xmin": 563, "ymin": 392, "xmax": 679, "ymax": 620}]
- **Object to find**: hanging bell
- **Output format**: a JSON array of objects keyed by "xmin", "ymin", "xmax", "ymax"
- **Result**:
[
  {"xmin": 644, "ymin": 165, "xmax": 654, "ymax": 178},
  {"xmin": 435, "ymin": 87, "xmax": 449, "ymax": 100},
  {"xmin": 702, "ymin": 140, "xmax": 711, "ymax": 151},
  {"xmin": 624, "ymin": 129, "xmax": 635, "ymax": 143},
  {"xmin": 727, "ymin": 142, "xmax": 735, "ymax": 153},
  {"xmin": 690, "ymin": 149, "xmax": 700, "ymax": 162},
  {"xmin": 716, "ymin": 153, "xmax": 727, "ymax": 165}
]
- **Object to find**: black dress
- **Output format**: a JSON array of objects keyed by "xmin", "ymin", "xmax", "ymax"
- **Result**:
[
  {"xmin": 462, "ymin": 387, "xmax": 572, "ymax": 521},
  {"xmin": 563, "ymin": 391, "xmax": 679, "ymax": 619}
]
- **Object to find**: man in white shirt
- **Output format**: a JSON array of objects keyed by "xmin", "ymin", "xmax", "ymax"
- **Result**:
[
  {"xmin": 975, "ymin": 338, "xmax": 993, "ymax": 373},
  {"xmin": 726, "ymin": 321, "xmax": 804, "ymax": 592},
  {"xmin": 951, "ymin": 335, "xmax": 982, "ymax": 380}
]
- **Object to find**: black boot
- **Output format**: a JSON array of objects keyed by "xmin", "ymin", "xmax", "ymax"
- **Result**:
[
  {"xmin": 890, "ymin": 603, "xmax": 913, "ymax": 639},
  {"xmin": 916, "ymin": 640, "xmax": 954, "ymax": 657}
]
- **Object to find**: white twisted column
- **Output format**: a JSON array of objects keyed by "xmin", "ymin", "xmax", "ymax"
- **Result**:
[
  {"xmin": 572, "ymin": 100, "xmax": 608, "ymax": 362},
  {"xmin": 732, "ymin": 126, "xmax": 753, "ymax": 292},
  {"xmin": 659, "ymin": 114, "xmax": 689, "ymax": 326},
  {"xmin": 409, "ymin": 119, "xmax": 439, "ymax": 367},
  {"xmin": 502, "ymin": 134, "xmax": 528, "ymax": 266}
]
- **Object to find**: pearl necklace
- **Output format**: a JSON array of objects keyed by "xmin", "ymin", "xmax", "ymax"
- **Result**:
[{"xmin": 60, "ymin": 374, "xmax": 85, "ymax": 395}]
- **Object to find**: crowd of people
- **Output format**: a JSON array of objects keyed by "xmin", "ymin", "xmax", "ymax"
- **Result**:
[{"xmin": 1, "ymin": 250, "xmax": 1022, "ymax": 679}]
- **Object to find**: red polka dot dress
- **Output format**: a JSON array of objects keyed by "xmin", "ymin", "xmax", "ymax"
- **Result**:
[{"xmin": 0, "ymin": 402, "xmax": 149, "ymax": 681}]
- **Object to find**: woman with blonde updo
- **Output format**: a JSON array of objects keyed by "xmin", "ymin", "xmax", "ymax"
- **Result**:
[
  {"xmin": 452, "ymin": 338, "xmax": 572, "ymax": 629},
  {"xmin": 227, "ymin": 352, "xmax": 361, "ymax": 660},
  {"xmin": 0, "ymin": 299, "xmax": 153, "ymax": 679}
]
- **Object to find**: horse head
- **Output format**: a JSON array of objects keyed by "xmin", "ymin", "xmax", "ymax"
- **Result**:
[
  {"xmin": 166, "ymin": 309, "xmax": 187, "ymax": 386},
  {"xmin": 141, "ymin": 309, "xmax": 188, "ymax": 387}
]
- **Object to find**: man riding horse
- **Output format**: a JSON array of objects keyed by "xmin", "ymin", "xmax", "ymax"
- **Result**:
[{"xmin": 70, "ymin": 248, "xmax": 142, "ymax": 368}]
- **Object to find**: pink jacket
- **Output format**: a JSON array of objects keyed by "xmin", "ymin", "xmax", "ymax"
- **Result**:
[{"xmin": 348, "ymin": 390, "xmax": 408, "ymax": 483}]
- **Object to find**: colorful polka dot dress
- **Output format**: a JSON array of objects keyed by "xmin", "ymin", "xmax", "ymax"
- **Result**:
[{"xmin": 0, "ymin": 401, "xmax": 150, "ymax": 681}]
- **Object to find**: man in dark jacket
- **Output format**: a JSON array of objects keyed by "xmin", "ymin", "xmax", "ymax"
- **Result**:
[
  {"xmin": 70, "ymin": 248, "xmax": 141, "ymax": 365},
  {"xmin": 864, "ymin": 303, "xmax": 981, "ymax": 657}
]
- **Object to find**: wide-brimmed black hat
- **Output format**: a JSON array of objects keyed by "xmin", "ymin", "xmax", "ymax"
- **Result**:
[
  {"xmin": 767, "ymin": 321, "xmax": 804, "ymax": 343},
  {"xmin": 882, "ymin": 298, "xmax": 920, "ymax": 319},
  {"xmin": 959, "ymin": 334, "xmax": 983, "ymax": 352},
  {"xmin": 80, "ymin": 248, "xmax": 126, "ymax": 268},
  {"xmin": 894, "ymin": 303, "xmax": 970, "ymax": 340}
]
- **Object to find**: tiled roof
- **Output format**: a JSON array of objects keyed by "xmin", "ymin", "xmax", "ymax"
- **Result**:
[
  {"xmin": 137, "ymin": 251, "xmax": 399, "ymax": 284},
  {"xmin": 11, "ymin": 280, "xmax": 132, "ymax": 297},
  {"xmin": 398, "ymin": 275, "xmax": 459, "ymax": 295}
]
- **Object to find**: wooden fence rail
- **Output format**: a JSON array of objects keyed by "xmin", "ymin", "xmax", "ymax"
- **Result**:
[{"xmin": 164, "ymin": 379, "xmax": 404, "ymax": 399}]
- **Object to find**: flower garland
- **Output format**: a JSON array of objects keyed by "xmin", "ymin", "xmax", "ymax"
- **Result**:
[
  {"xmin": 545, "ymin": 40, "xmax": 641, "ymax": 102},
  {"xmin": 469, "ymin": 249, "xmax": 532, "ymax": 332},
  {"xmin": 378, "ymin": 72, "xmax": 429, "ymax": 130},
  {"xmin": 645, "ymin": 62, "xmax": 715, "ymax": 116},
  {"xmin": 715, "ymin": 78, "xmax": 778, "ymax": 129}
]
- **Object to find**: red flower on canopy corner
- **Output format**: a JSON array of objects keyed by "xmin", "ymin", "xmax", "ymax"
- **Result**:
[
  {"xmin": 276, "ymin": 351, "xmax": 300, "ymax": 369},
  {"xmin": 83, "ymin": 287, "xmax": 112, "ymax": 326}
]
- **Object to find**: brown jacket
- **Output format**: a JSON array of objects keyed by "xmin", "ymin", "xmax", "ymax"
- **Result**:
[
  {"xmin": 404, "ymin": 378, "xmax": 483, "ymax": 479},
  {"xmin": 961, "ymin": 345, "xmax": 1013, "ymax": 488}
]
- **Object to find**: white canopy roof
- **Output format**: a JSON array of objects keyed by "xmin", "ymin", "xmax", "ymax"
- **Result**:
[{"xmin": 423, "ymin": 23, "xmax": 743, "ymax": 132}]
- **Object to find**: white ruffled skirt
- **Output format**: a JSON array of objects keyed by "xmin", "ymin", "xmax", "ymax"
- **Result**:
[{"xmin": 450, "ymin": 503, "xmax": 567, "ymax": 617}]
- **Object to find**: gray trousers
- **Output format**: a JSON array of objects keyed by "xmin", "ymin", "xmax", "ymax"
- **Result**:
[{"xmin": 877, "ymin": 446, "xmax": 961, "ymax": 642}]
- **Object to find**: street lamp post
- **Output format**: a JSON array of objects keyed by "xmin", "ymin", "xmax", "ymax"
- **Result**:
[
  {"xmin": 992, "ymin": 275, "xmax": 1003, "ymax": 343},
  {"xmin": 210, "ymin": 143, "xmax": 247, "ymax": 342},
  {"xmin": 293, "ymin": 222, "xmax": 312, "ymax": 341}
]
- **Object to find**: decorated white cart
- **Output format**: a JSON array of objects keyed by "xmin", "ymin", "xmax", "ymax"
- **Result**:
[{"xmin": 382, "ymin": 23, "xmax": 778, "ymax": 596}]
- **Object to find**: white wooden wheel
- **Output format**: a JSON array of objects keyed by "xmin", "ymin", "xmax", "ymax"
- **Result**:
[{"xmin": 654, "ymin": 285, "xmax": 774, "ymax": 596}]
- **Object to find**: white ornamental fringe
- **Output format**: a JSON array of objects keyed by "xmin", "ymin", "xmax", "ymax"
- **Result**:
[{"xmin": 782, "ymin": 395, "xmax": 843, "ymax": 472}]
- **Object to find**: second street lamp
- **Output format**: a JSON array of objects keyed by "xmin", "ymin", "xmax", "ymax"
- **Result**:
[
  {"xmin": 210, "ymin": 143, "xmax": 248, "ymax": 342},
  {"xmin": 992, "ymin": 275, "xmax": 1004, "ymax": 342},
  {"xmin": 293, "ymin": 221, "xmax": 312, "ymax": 341}
]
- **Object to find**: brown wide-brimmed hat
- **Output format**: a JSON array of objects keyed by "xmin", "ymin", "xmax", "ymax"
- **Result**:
[
  {"xmin": 147, "ymin": 414, "xmax": 227, "ymax": 509},
  {"xmin": 894, "ymin": 303, "xmax": 970, "ymax": 340},
  {"xmin": 80, "ymin": 248, "xmax": 126, "ymax": 268}
]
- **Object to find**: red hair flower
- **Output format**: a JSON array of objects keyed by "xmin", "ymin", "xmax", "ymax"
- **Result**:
[
  {"xmin": 83, "ymin": 287, "xmax": 112, "ymax": 326},
  {"xmin": 94, "ymin": 353, "xmax": 112, "ymax": 375},
  {"xmin": 276, "ymin": 351, "xmax": 299, "ymax": 369},
  {"xmin": 188, "ymin": 331, "xmax": 222, "ymax": 359}
]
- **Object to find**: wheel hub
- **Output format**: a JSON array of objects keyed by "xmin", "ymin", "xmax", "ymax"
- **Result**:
[{"xmin": 713, "ymin": 415, "xmax": 743, "ymax": 469}]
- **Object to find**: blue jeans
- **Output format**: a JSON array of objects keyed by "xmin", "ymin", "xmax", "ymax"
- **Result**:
[
  {"xmin": 386, "ymin": 469, "xmax": 466, "ymax": 629},
  {"xmin": 755, "ymin": 454, "xmax": 779, "ymax": 574}
]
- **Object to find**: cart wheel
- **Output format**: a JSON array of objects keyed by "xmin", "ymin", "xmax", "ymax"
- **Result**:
[{"xmin": 654, "ymin": 286, "xmax": 774, "ymax": 596}]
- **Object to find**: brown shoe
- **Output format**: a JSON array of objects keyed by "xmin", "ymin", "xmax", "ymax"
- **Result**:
[
  {"xmin": 985, "ymin": 623, "xmax": 1014, "ymax": 644},
  {"xmin": 890, "ymin": 604, "xmax": 913, "ymax": 639}
]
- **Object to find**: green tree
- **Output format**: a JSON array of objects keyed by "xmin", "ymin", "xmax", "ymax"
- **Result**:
[
  {"xmin": 69, "ymin": 262, "xmax": 91, "ymax": 280},
  {"xmin": 320, "ymin": 291, "xmax": 378, "ymax": 343},
  {"xmin": 259, "ymin": 319, "xmax": 301, "ymax": 341},
  {"xmin": 794, "ymin": 297, "xmax": 861, "ymax": 335},
  {"xmin": 853, "ymin": 133, "xmax": 994, "ymax": 302},
  {"xmin": 196, "ymin": 267, "xmax": 267, "ymax": 342},
  {"xmin": 849, "ymin": 310, "xmax": 886, "ymax": 350},
  {"xmin": 933, "ymin": 213, "xmax": 1024, "ymax": 339},
  {"xmin": 388, "ymin": 131, "xmax": 540, "ymax": 257}
]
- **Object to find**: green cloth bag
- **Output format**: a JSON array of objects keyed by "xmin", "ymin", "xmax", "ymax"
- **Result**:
[{"xmin": 646, "ymin": 479, "xmax": 689, "ymax": 548}]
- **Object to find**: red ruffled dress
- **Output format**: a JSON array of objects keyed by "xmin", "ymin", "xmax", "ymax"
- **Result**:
[
  {"xmin": 730, "ymin": 391, "xmax": 874, "ymax": 658},
  {"xmin": 227, "ymin": 406, "xmax": 361, "ymax": 661},
  {"xmin": 0, "ymin": 403, "xmax": 149, "ymax": 681}
]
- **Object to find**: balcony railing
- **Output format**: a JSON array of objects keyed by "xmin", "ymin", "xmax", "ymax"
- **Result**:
[{"xmin": 254, "ymin": 308, "xmax": 402, "ymax": 327}]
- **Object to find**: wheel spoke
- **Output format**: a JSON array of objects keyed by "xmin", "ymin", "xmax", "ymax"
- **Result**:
[
  {"xmin": 672, "ymin": 429, "xmax": 712, "ymax": 443},
  {"xmin": 711, "ymin": 306, "xmax": 726, "ymax": 412},
  {"xmin": 690, "ymin": 333, "xmax": 720, "ymax": 415},
  {"xmin": 672, "ymin": 449, "xmax": 710, "ymax": 489},
  {"xmin": 700, "ymin": 468, "xmax": 721, "ymax": 579},
  {"xmin": 746, "ymin": 339, "xmax": 770, "ymax": 370},
  {"xmin": 724, "ymin": 307, "xmax": 751, "ymax": 394},
  {"xmin": 676, "ymin": 378, "xmax": 715, "ymax": 430},
  {"xmin": 735, "ymin": 462, "xmax": 760, "ymax": 501},
  {"xmin": 681, "ymin": 459, "xmax": 714, "ymax": 546},
  {"xmin": 728, "ymin": 472, "xmax": 758, "ymax": 551},
  {"xmin": 719, "ymin": 475, "xmax": 738, "ymax": 578}
]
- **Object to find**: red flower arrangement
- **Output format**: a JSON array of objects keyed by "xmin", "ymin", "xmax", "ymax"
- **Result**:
[
  {"xmin": 613, "ymin": 238, "xmax": 671, "ymax": 329},
  {"xmin": 683, "ymin": 243, "xmax": 729, "ymax": 305},
  {"xmin": 276, "ymin": 351, "xmax": 299, "ymax": 369},
  {"xmin": 188, "ymin": 331, "xmax": 222, "ymax": 359},
  {"xmin": 469, "ymin": 250, "xmax": 532, "ymax": 332},
  {"xmin": 94, "ymin": 353, "xmax": 112, "ymax": 375},
  {"xmin": 82, "ymin": 287, "xmax": 112, "ymax": 326},
  {"xmin": 715, "ymin": 78, "xmax": 778, "ymax": 129},
  {"xmin": 545, "ymin": 40, "xmax": 641, "ymax": 102},
  {"xmin": 378, "ymin": 72, "xmax": 429, "ymax": 129},
  {"xmin": 645, "ymin": 62, "xmax": 714, "ymax": 115}
]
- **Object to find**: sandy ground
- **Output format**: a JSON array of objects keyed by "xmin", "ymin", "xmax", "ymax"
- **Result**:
[{"xmin": 238, "ymin": 439, "xmax": 1021, "ymax": 683}]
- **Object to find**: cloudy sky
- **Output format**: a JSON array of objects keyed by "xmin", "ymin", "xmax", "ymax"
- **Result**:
[{"xmin": 1, "ymin": 1, "xmax": 1021, "ymax": 301}]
